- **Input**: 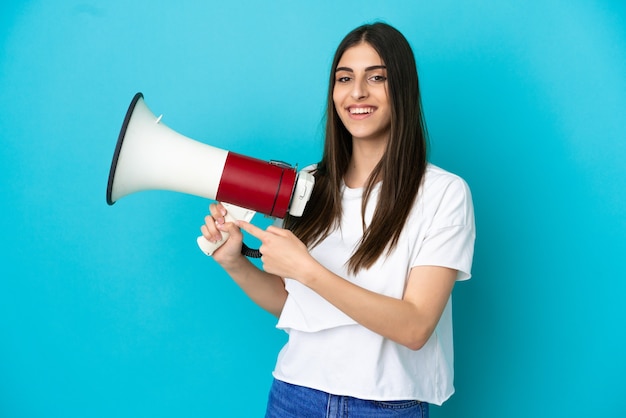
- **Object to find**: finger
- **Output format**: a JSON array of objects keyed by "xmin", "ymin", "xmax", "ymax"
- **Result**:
[
  {"xmin": 209, "ymin": 203, "xmax": 227, "ymax": 225},
  {"xmin": 236, "ymin": 220, "xmax": 267, "ymax": 239},
  {"xmin": 219, "ymin": 217, "xmax": 242, "ymax": 237},
  {"xmin": 200, "ymin": 223, "xmax": 219, "ymax": 242},
  {"xmin": 202, "ymin": 215, "xmax": 224, "ymax": 243},
  {"xmin": 266, "ymin": 225, "xmax": 291, "ymax": 236},
  {"xmin": 215, "ymin": 202, "xmax": 227, "ymax": 217}
]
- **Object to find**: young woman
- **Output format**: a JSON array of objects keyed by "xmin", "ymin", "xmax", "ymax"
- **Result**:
[{"xmin": 201, "ymin": 22, "xmax": 475, "ymax": 417}]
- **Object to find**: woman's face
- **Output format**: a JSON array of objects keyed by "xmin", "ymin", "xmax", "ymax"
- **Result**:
[{"xmin": 333, "ymin": 42, "xmax": 391, "ymax": 145}]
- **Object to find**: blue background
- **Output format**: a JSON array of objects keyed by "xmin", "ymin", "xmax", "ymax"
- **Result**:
[{"xmin": 1, "ymin": 1, "xmax": 625, "ymax": 417}]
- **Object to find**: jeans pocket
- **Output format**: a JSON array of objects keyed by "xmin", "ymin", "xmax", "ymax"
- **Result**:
[
  {"xmin": 373, "ymin": 399, "xmax": 422, "ymax": 410},
  {"xmin": 372, "ymin": 399, "xmax": 429, "ymax": 417}
]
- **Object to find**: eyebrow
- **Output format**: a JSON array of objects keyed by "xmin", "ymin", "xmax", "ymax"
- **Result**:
[{"xmin": 335, "ymin": 65, "xmax": 387, "ymax": 73}]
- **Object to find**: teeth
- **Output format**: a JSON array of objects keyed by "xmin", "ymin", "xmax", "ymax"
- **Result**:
[{"xmin": 350, "ymin": 107, "xmax": 374, "ymax": 114}]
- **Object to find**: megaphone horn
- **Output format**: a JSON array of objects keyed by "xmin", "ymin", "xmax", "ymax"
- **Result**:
[{"xmin": 106, "ymin": 93, "xmax": 314, "ymax": 257}]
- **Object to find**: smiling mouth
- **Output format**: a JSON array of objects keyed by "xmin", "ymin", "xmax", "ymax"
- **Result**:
[{"xmin": 349, "ymin": 107, "xmax": 375, "ymax": 115}]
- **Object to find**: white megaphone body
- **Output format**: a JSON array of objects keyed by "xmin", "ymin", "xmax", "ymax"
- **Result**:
[{"xmin": 106, "ymin": 93, "xmax": 314, "ymax": 257}]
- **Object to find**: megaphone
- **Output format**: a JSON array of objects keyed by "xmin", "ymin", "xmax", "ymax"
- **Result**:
[{"xmin": 106, "ymin": 93, "xmax": 314, "ymax": 257}]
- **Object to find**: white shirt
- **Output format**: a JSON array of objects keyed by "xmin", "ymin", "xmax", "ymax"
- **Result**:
[{"xmin": 273, "ymin": 164, "xmax": 476, "ymax": 405}]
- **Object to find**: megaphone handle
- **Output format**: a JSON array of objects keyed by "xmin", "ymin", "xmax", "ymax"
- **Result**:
[
  {"xmin": 197, "ymin": 203, "xmax": 257, "ymax": 257},
  {"xmin": 196, "ymin": 212, "xmax": 237, "ymax": 256}
]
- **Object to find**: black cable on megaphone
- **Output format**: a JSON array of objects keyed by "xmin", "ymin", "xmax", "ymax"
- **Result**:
[
  {"xmin": 106, "ymin": 93, "xmax": 314, "ymax": 258},
  {"xmin": 241, "ymin": 243, "xmax": 262, "ymax": 258}
]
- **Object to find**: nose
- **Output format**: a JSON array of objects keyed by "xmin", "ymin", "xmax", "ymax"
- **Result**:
[{"xmin": 351, "ymin": 77, "xmax": 369, "ymax": 100}]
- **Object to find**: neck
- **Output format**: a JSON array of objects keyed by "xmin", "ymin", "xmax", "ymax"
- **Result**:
[{"xmin": 344, "ymin": 138, "xmax": 386, "ymax": 188}]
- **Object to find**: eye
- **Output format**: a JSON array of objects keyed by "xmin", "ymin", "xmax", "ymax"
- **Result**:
[
  {"xmin": 368, "ymin": 74, "xmax": 387, "ymax": 84},
  {"xmin": 336, "ymin": 75, "xmax": 352, "ymax": 83}
]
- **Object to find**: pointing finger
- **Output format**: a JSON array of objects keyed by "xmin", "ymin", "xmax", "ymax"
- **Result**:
[{"xmin": 236, "ymin": 220, "xmax": 266, "ymax": 239}]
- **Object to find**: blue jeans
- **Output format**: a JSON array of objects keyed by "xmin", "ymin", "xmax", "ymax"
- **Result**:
[{"xmin": 265, "ymin": 379, "xmax": 429, "ymax": 418}]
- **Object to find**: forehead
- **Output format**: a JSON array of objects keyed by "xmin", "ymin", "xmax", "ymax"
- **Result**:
[{"xmin": 337, "ymin": 42, "xmax": 384, "ymax": 68}]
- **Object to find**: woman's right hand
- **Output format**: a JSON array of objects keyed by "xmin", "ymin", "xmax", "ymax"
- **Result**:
[{"xmin": 200, "ymin": 202, "xmax": 245, "ymax": 265}]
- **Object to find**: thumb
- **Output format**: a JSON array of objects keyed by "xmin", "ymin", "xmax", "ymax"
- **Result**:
[{"xmin": 218, "ymin": 218, "xmax": 243, "ymax": 238}]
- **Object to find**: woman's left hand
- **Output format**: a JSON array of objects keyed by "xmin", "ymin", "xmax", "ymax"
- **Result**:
[{"xmin": 237, "ymin": 221, "xmax": 315, "ymax": 281}]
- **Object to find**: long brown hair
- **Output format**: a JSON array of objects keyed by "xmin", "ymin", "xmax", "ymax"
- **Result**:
[{"xmin": 285, "ymin": 22, "xmax": 428, "ymax": 274}]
